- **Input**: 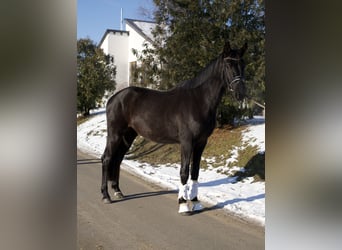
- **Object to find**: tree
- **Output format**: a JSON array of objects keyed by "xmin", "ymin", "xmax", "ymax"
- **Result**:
[
  {"xmin": 225, "ymin": 0, "xmax": 265, "ymax": 107},
  {"xmin": 77, "ymin": 38, "xmax": 116, "ymax": 116},
  {"xmin": 134, "ymin": 0, "xmax": 265, "ymax": 123}
]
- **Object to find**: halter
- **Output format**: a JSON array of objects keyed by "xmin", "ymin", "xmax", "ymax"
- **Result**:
[{"xmin": 223, "ymin": 56, "xmax": 243, "ymax": 91}]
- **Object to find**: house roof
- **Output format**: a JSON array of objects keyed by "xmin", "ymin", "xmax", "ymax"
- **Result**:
[
  {"xmin": 124, "ymin": 18, "xmax": 156, "ymax": 43},
  {"xmin": 98, "ymin": 29, "xmax": 129, "ymax": 47},
  {"xmin": 98, "ymin": 19, "xmax": 156, "ymax": 48}
]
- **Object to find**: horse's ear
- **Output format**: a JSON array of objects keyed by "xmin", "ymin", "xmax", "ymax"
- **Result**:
[
  {"xmin": 240, "ymin": 42, "xmax": 248, "ymax": 56},
  {"xmin": 223, "ymin": 41, "xmax": 231, "ymax": 56}
]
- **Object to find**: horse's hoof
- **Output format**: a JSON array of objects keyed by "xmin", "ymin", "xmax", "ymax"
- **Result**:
[
  {"xmin": 102, "ymin": 198, "xmax": 112, "ymax": 204},
  {"xmin": 178, "ymin": 202, "xmax": 191, "ymax": 215},
  {"xmin": 179, "ymin": 211, "xmax": 192, "ymax": 216},
  {"xmin": 190, "ymin": 201, "xmax": 203, "ymax": 212},
  {"xmin": 114, "ymin": 191, "xmax": 124, "ymax": 199}
]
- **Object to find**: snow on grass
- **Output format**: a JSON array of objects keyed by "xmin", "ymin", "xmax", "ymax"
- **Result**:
[
  {"xmin": 242, "ymin": 117, "xmax": 265, "ymax": 153},
  {"xmin": 77, "ymin": 110, "xmax": 265, "ymax": 226}
]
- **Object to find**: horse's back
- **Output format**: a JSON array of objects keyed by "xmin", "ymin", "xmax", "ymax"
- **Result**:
[
  {"xmin": 105, "ymin": 86, "xmax": 163, "ymax": 125},
  {"xmin": 108, "ymin": 86, "xmax": 182, "ymax": 112},
  {"xmin": 106, "ymin": 86, "xmax": 142, "ymax": 112}
]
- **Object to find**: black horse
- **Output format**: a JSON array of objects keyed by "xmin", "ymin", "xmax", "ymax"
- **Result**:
[{"xmin": 101, "ymin": 41, "xmax": 247, "ymax": 214}]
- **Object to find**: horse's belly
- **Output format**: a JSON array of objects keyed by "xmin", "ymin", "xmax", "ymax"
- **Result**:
[
  {"xmin": 138, "ymin": 130, "xmax": 179, "ymax": 144},
  {"xmin": 131, "ymin": 120, "xmax": 179, "ymax": 144}
]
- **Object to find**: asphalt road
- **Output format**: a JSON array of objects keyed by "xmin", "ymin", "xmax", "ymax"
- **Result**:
[{"xmin": 77, "ymin": 149, "xmax": 264, "ymax": 250}]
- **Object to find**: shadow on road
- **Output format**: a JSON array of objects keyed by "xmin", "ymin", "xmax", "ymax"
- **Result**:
[
  {"xmin": 111, "ymin": 190, "xmax": 177, "ymax": 203},
  {"xmin": 77, "ymin": 158, "xmax": 102, "ymax": 165},
  {"xmin": 192, "ymin": 193, "xmax": 265, "ymax": 216},
  {"xmin": 110, "ymin": 190, "xmax": 263, "ymax": 218}
]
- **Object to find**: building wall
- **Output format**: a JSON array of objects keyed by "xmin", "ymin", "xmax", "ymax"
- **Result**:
[
  {"xmin": 100, "ymin": 31, "xmax": 129, "ymax": 92},
  {"xmin": 126, "ymin": 24, "xmax": 148, "ymax": 63},
  {"xmin": 99, "ymin": 21, "xmax": 154, "ymax": 92},
  {"xmin": 126, "ymin": 24, "xmax": 152, "ymax": 86},
  {"xmin": 100, "ymin": 36, "xmax": 109, "ymax": 55}
]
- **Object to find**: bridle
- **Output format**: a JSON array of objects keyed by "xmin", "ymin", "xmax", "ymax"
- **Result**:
[
  {"xmin": 228, "ymin": 76, "xmax": 243, "ymax": 91},
  {"xmin": 223, "ymin": 56, "xmax": 244, "ymax": 92}
]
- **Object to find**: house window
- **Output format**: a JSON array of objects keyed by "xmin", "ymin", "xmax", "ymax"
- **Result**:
[
  {"xmin": 130, "ymin": 61, "xmax": 148, "ymax": 87},
  {"xmin": 129, "ymin": 61, "xmax": 138, "ymax": 85}
]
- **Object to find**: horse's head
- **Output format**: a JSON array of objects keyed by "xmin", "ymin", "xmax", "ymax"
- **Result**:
[{"xmin": 222, "ymin": 41, "xmax": 247, "ymax": 101}]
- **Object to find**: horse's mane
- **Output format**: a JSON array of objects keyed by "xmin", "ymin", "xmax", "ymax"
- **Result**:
[{"xmin": 175, "ymin": 54, "xmax": 225, "ymax": 89}]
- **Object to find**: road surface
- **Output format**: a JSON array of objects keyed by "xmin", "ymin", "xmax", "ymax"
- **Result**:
[{"xmin": 77, "ymin": 149, "xmax": 264, "ymax": 249}]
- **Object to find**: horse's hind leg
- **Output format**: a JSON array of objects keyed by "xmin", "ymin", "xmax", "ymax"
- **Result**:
[
  {"xmin": 108, "ymin": 146, "xmax": 125, "ymax": 199},
  {"xmin": 101, "ymin": 147, "xmax": 113, "ymax": 203},
  {"xmin": 110, "ymin": 128, "xmax": 137, "ymax": 198},
  {"xmin": 101, "ymin": 134, "xmax": 123, "ymax": 203}
]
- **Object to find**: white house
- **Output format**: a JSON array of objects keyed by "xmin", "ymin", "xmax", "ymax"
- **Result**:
[{"xmin": 99, "ymin": 18, "xmax": 156, "ymax": 92}]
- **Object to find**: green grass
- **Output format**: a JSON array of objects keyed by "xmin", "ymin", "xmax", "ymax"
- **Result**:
[{"xmin": 202, "ymin": 126, "xmax": 245, "ymax": 169}]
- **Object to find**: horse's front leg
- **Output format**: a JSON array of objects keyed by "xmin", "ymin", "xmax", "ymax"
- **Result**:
[
  {"xmin": 178, "ymin": 141, "xmax": 192, "ymax": 214},
  {"xmin": 188, "ymin": 140, "xmax": 207, "ymax": 212}
]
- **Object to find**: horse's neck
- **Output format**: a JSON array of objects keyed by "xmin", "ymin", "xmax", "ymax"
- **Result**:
[
  {"xmin": 177, "ymin": 57, "xmax": 226, "ymax": 111},
  {"xmin": 198, "ymin": 76, "xmax": 226, "ymax": 112},
  {"xmin": 194, "ymin": 59, "xmax": 220, "ymax": 86}
]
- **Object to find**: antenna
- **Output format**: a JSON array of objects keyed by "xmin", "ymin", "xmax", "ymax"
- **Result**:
[{"xmin": 120, "ymin": 8, "xmax": 123, "ymax": 30}]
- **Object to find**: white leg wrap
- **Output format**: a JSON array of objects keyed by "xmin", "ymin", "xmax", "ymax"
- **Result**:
[
  {"xmin": 187, "ymin": 180, "xmax": 199, "ymax": 200},
  {"xmin": 178, "ymin": 183, "xmax": 188, "ymax": 200},
  {"xmin": 190, "ymin": 200, "xmax": 203, "ymax": 211}
]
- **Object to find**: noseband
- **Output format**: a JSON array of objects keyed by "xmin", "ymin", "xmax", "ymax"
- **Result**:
[
  {"xmin": 228, "ymin": 76, "xmax": 243, "ymax": 91},
  {"xmin": 223, "ymin": 56, "xmax": 243, "ymax": 91}
]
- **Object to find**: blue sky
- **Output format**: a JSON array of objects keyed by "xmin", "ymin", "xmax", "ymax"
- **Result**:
[{"xmin": 78, "ymin": 0, "xmax": 155, "ymax": 44}]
